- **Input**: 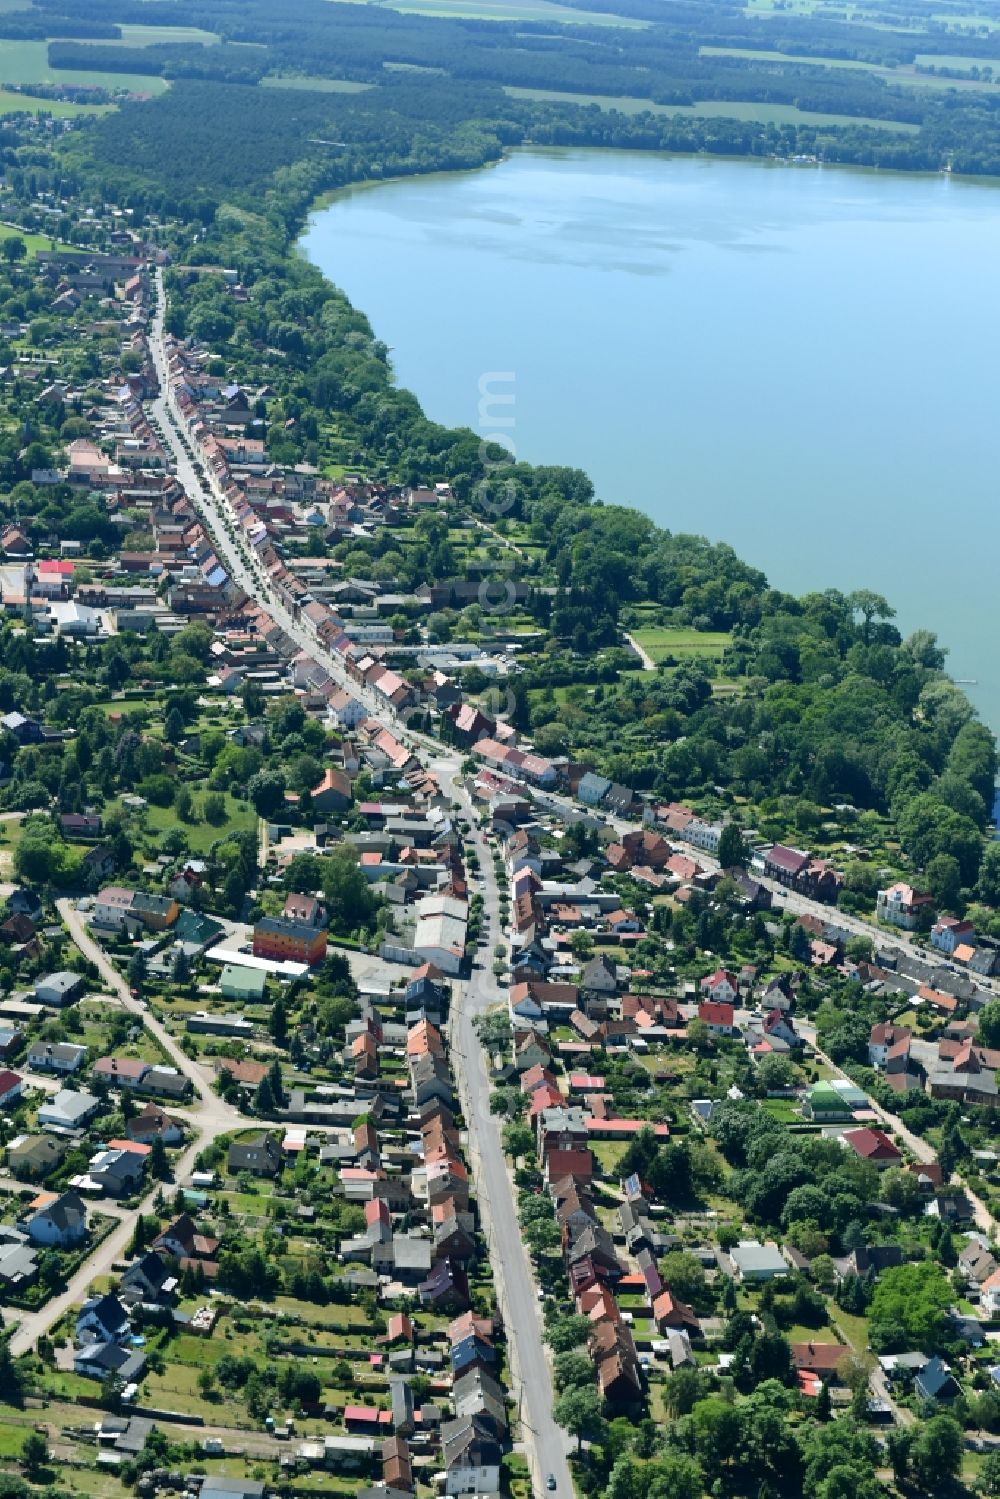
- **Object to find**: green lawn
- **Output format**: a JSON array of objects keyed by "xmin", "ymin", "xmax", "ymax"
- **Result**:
[
  {"xmin": 108, "ymin": 790, "xmax": 257, "ymax": 852},
  {"xmin": 0, "ymin": 224, "xmax": 78, "ymax": 255},
  {"xmin": 628, "ymin": 626, "xmax": 732, "ymax": 665},
  {"xmin": 829, "ymin": 1306, "xmax": 870, "ymax": 1353},
  {"xmin": 0, "ymin": 39, "xmax": 169, "ymax": 94}
]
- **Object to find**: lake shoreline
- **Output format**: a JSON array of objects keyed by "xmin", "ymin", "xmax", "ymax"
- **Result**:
[{"xmin": 301, "ymin": 147, "xmax": 1000, "ymax": 729}]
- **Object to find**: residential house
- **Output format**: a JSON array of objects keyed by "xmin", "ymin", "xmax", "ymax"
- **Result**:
[
  {"xmin": 27, "ymin": 1190, "xmax": 87, "ymax": 1247},
  {"xmin": 729, "ymin": 1240, "xmax": 789, "ymax": 1283},
  {"xmin": 38, "ymin": 1088, "xmax": 100, "ymax": 1131},
  {"xmin": 932, "ymin": 917, "xmax": 977, "ymax": 956},
  {"xmin": 0, "ymin": 1070, "xmax": 23, "ymax": 1108},
  {"xmin": 698, "ymin": 1001, "xmax": 735, "ymax": 1036},
  {"xmin": 311, "ymin": 768, "xmax": 353, "ymax": 813},
  {"xmin": 34, "ymin": 971, "xmax": 84, "ymax": 1007},
  {"xmin": 120, "ymin": 1251, "xmax": 178, "ymax": 1304},
  {"xmin": 868, "ymin": 1023, "xmax": 912, "ymax": 1071},
  {"xmin": 253, "ymin": 916, "xmax": 327, "ymax": 966},
  {"xmin": 876, "ymin": 882, "xmax": 934, "ymax": 931},
  {"xmin": 27, "ymin": 1041, "xmax": 86, "ymax": 1075},
  {"xmin": 440, "ymin": 1415, "xmax": 502, "ymax": 1495},
  {"xmin": 700, "ymin": 969, "xmax": 739, "ymax": 1006},
  {"xmin": 914, "ymin": 1356, "xmax": 961, "ymax": 1402},
  {"xmin": 7, "ymin": 1133, "xmax": 65, "ymax": 1180},
  {"xmin": 77, "ymin": 1293, "xmax": 130, "ymax": 1345},
  {"xmin": 227, "ymin": 1133, "xmax": 282, "ymax": 1177},
  {"xmin": 843, "ymin": 1127, "xmax": 902, "ymax": 1170}
]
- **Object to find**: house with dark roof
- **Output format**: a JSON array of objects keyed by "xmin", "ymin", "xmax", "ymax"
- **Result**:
[
  {"xmin": 440, "ymin": 1414, "xmax": 502, "ymax": 1496},
  {"xmin": 74, "ymin": 1342, "xmax": 146, "ymax": 1383},
  {"xmin": 418, "ymin": 1258, "xmax": 469, "ymax": 1311},
  {"xmin": 227, "ymin": 1132, "xmax": 282, "ymax": 1178},
  {"xmin": 763, "ymin": 845, "xmax": 811, "ymax": 886},
  {"xmin": 121, "ymin": 1251, "xmax": 178, "ymax": 1304},
  {"xmin": 27, "ymin": 1041, "xmax": 86, "ymax": 1075},
  {"xmin": 77, "ymin": 1293, "xmax": 130, "ymax": 1345},
  {"xmin": 28, "ymin": 1190, "xmax": 87, "ymax": 1247}
]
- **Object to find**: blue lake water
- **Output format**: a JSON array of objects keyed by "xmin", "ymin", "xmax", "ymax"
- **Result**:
[{"xmin": 302, "ymin": 147, "xmax": 1000, "ymax": 730}]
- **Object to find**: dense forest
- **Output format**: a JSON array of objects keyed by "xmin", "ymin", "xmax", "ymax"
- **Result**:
[{"xmin": 10, "ymin": 0, "xmax": 1000, "ymax": 178}]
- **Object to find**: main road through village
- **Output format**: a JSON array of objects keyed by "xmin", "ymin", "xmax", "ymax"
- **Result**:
[
  {"xmin": 141, "ymin": 273, "xmax": 576, "ymax": 1494},
  {"xmin": 9, "ymin": 270, "xmax": 982, "ymax": 1483}
]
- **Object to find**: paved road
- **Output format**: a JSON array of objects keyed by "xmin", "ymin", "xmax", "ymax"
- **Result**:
[
  {"xmin": 149, "ymin": 274, "xmax": 570, "ymax": 1492},
  {"xmin": 439, "ymin": 762, "xmax": 572, "ymax": 1498},
  {"xmin": 57, "ymin": 900, "xmax": 237, "ymax": 1118},
  {"xmin": 148, "ymin": 270, "xmax": 393, "ymax": 730},
  {"xmin": 4, "ymin": 906, "xmax": 250, "ymax": 1352},
  {"xmin": 5, "ymin": 1127, "xmax": 207, "ymax": 1355}
]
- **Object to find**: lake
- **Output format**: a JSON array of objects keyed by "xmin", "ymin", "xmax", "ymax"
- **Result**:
[{"xmin": 301, "ymin": 148, "xmax": 1000, "ymax": 729}]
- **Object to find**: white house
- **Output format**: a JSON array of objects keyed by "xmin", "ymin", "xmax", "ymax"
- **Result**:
[
  {"xmin": 28, "ymin": 1041, "xmax": 86, "ymax": 1074},
  {"xmin": 38, "ymin": 1088, "xmax": 101, "ymax": 1131},
  {"xmin": 441, "ymin": 1416, "xmax": 503, "ymax": 1496},
  {"xmin": 328, "ymin": 688, "xmax": 367, "ymax": 729},
  {"xmin": 34, "ymin": 971, "xmax": 84, "ymax": 1007},
  {"xmin": 982, "ymin": 1268, "xmax": 1000, "ymax": 1319},
  {"xmin": 876, "ymin": 882, "xmax": 933, "ymax": 931},
  {"xmin": 76, "ymin": 1293, "xmax": 130, "ymax": 1345},
  {"xmin": 700, "ymin": 969, "xmax": 739, "ymax": 1006},
  {"xmin": 93, "ymin": 886, "xmax": 137, "ymax": 933},
  {"xmin": 27, "ymin": 1190, "xmax": 87, "ymax": 1247}
]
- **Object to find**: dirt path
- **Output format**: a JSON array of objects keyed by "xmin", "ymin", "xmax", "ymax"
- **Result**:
[{"xmin": 624, "ymin": 631, "xmax": 656, "ymax": 671}]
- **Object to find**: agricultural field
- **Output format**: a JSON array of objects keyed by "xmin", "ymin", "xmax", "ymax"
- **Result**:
[
  {"xmin": 503, "ymin": 84, "xmax": 920, "ymax": 129},
  {"xmin": 329, "ymin": 0, "xmax": 647, "ymax": 23},
  {"xmin": 0, "ymin": 39, "xmax": 169, "ymax": 95},
  {"xmin": 0, "ymin": 86, "xmax": 113, "ymax": 116},
  {"xmin": 261, "ymin": 75, "xmax": 373, "ymax": 92},
  {"xmin": 89, "ymin": 24, "xmax": 220, "ymax": 47}
]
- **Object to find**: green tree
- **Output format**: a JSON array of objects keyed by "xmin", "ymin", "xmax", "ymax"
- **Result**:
[
  {"xmin": 553, "ymin": 1351, "xmax": 593, "ymax": 1392},
  {"xmin": 910, "ymin": 1414, "xmax": 962, "ymax": 1488},
  {"xmin": 977, "ymin": 1000, "xmax": 1000, "ymax": 1049},
  {"xmin": 270, "ymin": 994, "xmax": 288, "ymax": 1048},
  {"xmin": 20, "ymin": 1432, "xmax": 47, "ymax": 1475},
  {"xmin": 717, "ymin": 823, "xmax": 748, "ymax": 869},
  {"xmin": 546, "ymin": 1314, "xmax": 591, "ymax": 1354},
  {"xmin": 203, "ymin": 791, "xmax": 227, "ymax": 825},
  {"xmin": 979, "ymin": 1447, "xmax": 1000, "ymax": 1496},
  {"xmin": 248, "ymin": 769, "xmax": 286, "ymax": 818},
  {"xmin": 659, "ymin": 1250, "xmax": 707, "ymax": 1305},
  {"xmin": 552, "ymin": 1384, "xmax": 607, "ymax": 1453},
  {"xmin": 926, "ymin": 851, "xmax": 962, "ymax": 912},
  {"xmin": 869, "ymin": 1261, "xmax": 952, "ymax": 1350},
  {"xmin": 164, "ymin": 705, "xmax": 186, "ymax": 746}
]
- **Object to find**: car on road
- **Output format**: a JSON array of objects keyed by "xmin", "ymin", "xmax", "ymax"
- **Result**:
[{"xmin": 546, "ymin": 1475, "xmax": 557, "ymax": 1491}]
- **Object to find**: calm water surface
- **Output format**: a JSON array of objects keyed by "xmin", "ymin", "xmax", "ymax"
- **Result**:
[{"xmin": 301, "ymin": 149, "xmax": 1000, "ymax": 728}]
